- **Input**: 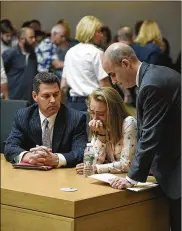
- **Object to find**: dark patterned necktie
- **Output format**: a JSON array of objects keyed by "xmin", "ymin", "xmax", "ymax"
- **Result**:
[{"xmin": 42, "ymin": 118, "xmax": 51, "ymax": 148}]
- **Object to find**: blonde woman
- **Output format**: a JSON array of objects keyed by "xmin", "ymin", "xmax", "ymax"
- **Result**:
[
  {"xmin": 134, "ymin": 20, "xmax": 164, "ymax": 64},
  {"xmin": 61, "ymin": 16, "xmax": 110, "ymax": 111},
  {"xmin": 76, "ymin": 87, "xmax": 137, "ymax": 174}
]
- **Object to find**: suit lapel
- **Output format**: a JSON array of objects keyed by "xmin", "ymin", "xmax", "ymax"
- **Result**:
[
  {"xmin": 136, "ymin": 62, "xmax": 149, "ymax": 140},
  {"xmin": 52, "ymin": 105, "xmax": 67, "ymax": 153},
  {"xmin": 29, "ymin": 106, "xmax": 42, "ymax": 145},
  {"xmin": 138, "ymin": 62, "xmax": 149, "ymax": 89}
]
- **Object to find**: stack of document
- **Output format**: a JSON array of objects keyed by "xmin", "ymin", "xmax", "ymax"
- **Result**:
[{"xmin": 88, "ymin": 173, "xmax": 158, "ymax": 192}]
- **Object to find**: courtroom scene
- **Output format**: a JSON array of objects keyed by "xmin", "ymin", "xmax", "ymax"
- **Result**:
[{"xmin": 1, "ymin": 1, "xmax": 181, "ymax": 231}]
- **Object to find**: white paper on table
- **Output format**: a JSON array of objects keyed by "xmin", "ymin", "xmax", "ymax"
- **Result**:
[
  {"xmin": 127, "ymin": 182, "xmax": 158, "ymax": 192},
  {"xmin": 88, "ymin": 173, "xmax": 117, "ymax": 183},
  {"xmin": 89, "ymin": 173, "xmax": 158, "ymax": 192}
]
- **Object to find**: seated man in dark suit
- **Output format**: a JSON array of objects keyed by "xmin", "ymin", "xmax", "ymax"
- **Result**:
[{"xmin": 4, "ymin": 72, "xmax": 87, "ymax": 168}]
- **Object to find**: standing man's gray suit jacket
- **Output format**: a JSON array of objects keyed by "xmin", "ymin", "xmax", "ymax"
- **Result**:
[{"xmin": 128, "ymin": 62, "xmax": 181, "ymax": 200}]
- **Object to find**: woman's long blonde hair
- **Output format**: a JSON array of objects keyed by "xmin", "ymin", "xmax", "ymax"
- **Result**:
[
  {"xmin": 134, "ymin": 20, "xmax": 164, "ymax": 50},
  {"xmin": 75, "ymin": 15, "xmax": 102, "ymax": 43},
  {"xmin": 87, "ymin": 87, "xmax": 130, "ymax": 145}
]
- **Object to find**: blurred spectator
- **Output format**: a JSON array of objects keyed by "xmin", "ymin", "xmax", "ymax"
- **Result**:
[
  {"xmin": 57, "ymin": 19, "xmax": 78, "ymax": 45},
  {"xmin": 118, "ymin": 25, "xmax": 134, "ymax": 45},
  {"xmin": 158, "ymin": 37, "xmax": 174, "ymax": 68},
  {"xmin": 134, "ymin": 19, "xmax": 173, "ymax": 68},
  {"xmin": 1, "ymin": 56, "xmax": 8, "ymax": 99},
  {"xmin": 99, "ymin": 26, "xmax": 112, "ymax": 51},
  {"xmin": 174, "ymin": 52, "xmax": 181, "ymax": 73},
  {"xmin": 29, "ymin": 19, "xmax": 41, "ymax": 32},
  {"xmin": 55, "ymin": 19, "xmax": 78, "ymax": 79},
  {"xmin": 134, "ymin": 20, "xmax": 164, "ymax": 64},
  {"xmin": 34, "ymin": 30, "xmax": 46, "ymax": 46},
  {"xmin": 113, "ymin": 20, "xmax": 144, "ymax": 43},
  {"xmin": 163, "ymin": 37, "xmax": 170, "ymax": 57},
  {"xmin": 1, "ymin": 19, "xmax": 14, "ymax": 54},
  {"xmin": 61, "ymin": 15, "xmax": 110, "ymax": 111},
  {"xmin": 22, "ymin": 20, "xmax": 45, "ymax": 47},
  {"xmin": 134, "ymin": 20, "xmax": 144, "ymax": 37},
  {"xmin": 21, "ymin": 21, "xmax": 31, "ymax": 28},
  {"xmin": 35, "ymin": 24, "xmax": 66, "ymax": 72},
  {"xmin": 2, "ymin": 27, "xmax": 37, "ymax": 103}
]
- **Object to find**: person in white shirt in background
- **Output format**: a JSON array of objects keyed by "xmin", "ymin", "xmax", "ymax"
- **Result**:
[
  {"xmin": 1, "ymin": 56, "xmax": 8, "ymax": 99},
  {"xmin": 61, "ymin": 15, "xmax": 110, "ymax": 112},
  {"xmin": 76, "ymin": 87, "xmax": 137, "ymax": 175}
]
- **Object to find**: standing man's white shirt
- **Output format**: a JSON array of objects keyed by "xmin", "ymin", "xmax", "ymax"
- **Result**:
[
  {"xmin": 62, "ymin": 43, "xmax": 108, "ymax": 97},
  {"xmin": 126, "ymin": 62, "xmax": 142, "ymax": 185}
]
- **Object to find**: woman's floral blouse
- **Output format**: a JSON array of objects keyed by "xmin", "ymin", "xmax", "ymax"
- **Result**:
[{"xmin": 91, "ymin": 116, "xmax": 137, "ymax": 174}]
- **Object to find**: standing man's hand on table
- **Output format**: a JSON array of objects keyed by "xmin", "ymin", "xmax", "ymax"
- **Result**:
[{"xmin": 109, "ymin": 177, "xmax": 134, "ymax": 189}]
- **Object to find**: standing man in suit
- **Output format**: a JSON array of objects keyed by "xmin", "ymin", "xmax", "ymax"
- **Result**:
[
  {"xmin": 4, "ymin": 72, "xmax": 87, "ymax": 168},
  {"xmin": 102, "ymin": 43, "xmax": 181, "ymax": 231}
]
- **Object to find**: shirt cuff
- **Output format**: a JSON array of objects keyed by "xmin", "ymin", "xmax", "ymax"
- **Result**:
[
  {"xmin": 18, "ymin": 151, "xmax": 29, "ymax": 163},
  {"xmin": 126, "ymin": 176, "xmax": 138, "ymax": 185},
  {"xmin": 96, "ymin": 164, "xmax": 109, "ymax": 174},
  {"xmin": 55, "ymin": 153, "xmax": 67, "ymax": 167}
]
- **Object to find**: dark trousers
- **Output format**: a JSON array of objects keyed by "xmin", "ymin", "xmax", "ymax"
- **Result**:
[
  {"xmin": 168, "ymin": 197, "xmax": 181, "ymax": 231},
  {"xmin": 66, "ymin": 96, "xmax": 88, "ymax": 112}
]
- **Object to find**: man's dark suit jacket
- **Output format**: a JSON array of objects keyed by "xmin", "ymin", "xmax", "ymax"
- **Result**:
[
  {"xmin": 4, "ymin": 104, "xmax": 87, "ymax": 167},
  {"xmin": 128, "ymin": 62, "xmax": 181, "ymax": 200}
]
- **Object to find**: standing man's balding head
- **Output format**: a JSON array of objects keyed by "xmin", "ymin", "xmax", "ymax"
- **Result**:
[
  {"xmin": 102, "ymin": 42, "xmax": 141, "ymax": 88},
  {"xmin": 104, "ymin": 42, "xmax": 137, "ymax": 65}
]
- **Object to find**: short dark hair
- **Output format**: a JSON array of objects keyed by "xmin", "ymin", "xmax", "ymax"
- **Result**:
[
  {"xmin": 101, "ymin": 26, "xmax": 112, "ymax": 44},
  {"xmin": 33, "ymin": 72, "xmax": 60, "ymax": 93},
  {"xmin": 30, "ymin": 19, "xmax": 41, "ymax": 27},
  {"xmin": 21, "ymin": 21, "xmax": 31, "ymax": 28},
  {"xmin": 35, "ymin": 30, "xmax": 46, "ymax": 38},
  {"xmin": 134, "ymin": 20, "xmax": 144, "ymax": 36},
  {"xmin": 1, "ymin": 19, "xmax": 14, "ymax": 34}
]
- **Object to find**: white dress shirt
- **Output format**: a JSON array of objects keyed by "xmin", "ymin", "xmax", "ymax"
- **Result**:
[
  {"xmin": 126, "ymin": 62, "xmax": 142, "ymax": 185},
  {"xmin": 136, "ymin": 62, "xmax": 142, "ymax": 87},
  {"xmin": 62, "ymin": 43, "xmax": 108, "ymax": 96},
  {"xmin": 18, "ymin": 111, "xmax": 67, "ymax": 167},
  {"xmin": 1, "ymin": 56, "xmax": 8, "ymax": 85}
]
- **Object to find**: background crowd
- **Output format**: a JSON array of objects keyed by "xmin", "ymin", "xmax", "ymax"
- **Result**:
[{"xmin": 1, "ymin": 17, "xmax": 181, "ymax": 108}]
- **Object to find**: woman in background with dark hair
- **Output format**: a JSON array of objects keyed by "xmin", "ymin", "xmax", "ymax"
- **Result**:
[
  {"xmin": 99, "ymin": 26, "xmax": 112, "ymax": 51},
  {"xmin": 134, "ymin": 20, "xmax": 144, "ymax": 37}
]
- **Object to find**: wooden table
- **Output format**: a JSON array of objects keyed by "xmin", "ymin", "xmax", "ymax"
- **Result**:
[{"xmin": 1, "ymin": 156, "xmax": 169, "ymax": 231}]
